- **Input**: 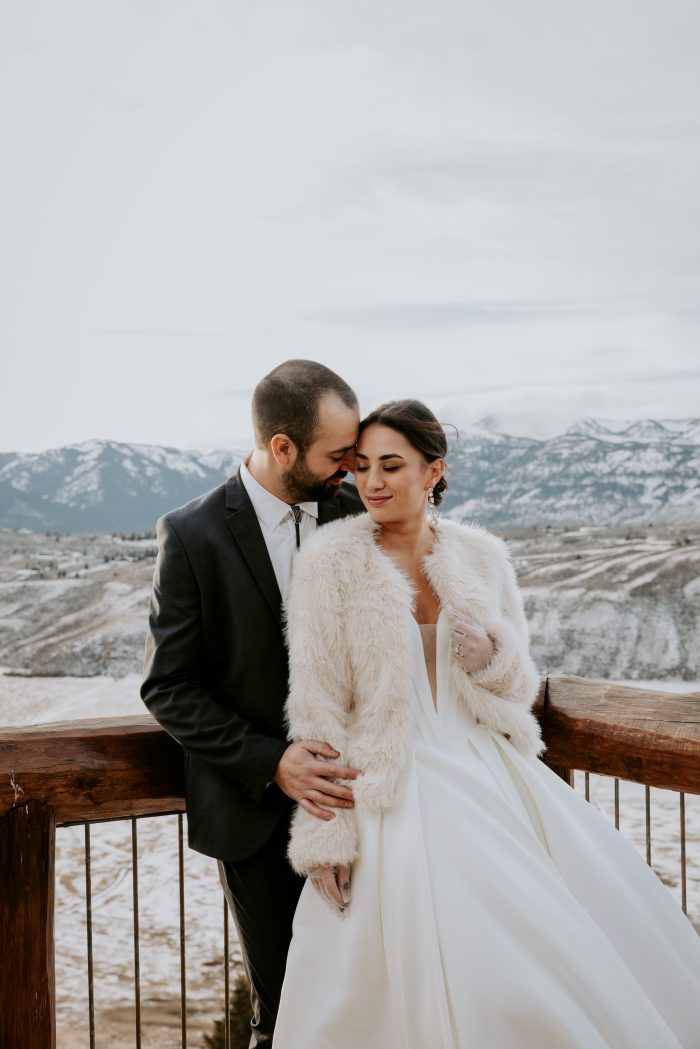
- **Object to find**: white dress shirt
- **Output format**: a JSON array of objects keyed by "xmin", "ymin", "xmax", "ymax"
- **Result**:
[{"xmin": 239, "ymin": 460, "xmax": 318, "ymax": 602}]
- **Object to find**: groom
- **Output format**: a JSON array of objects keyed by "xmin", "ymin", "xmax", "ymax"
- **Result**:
[{"xmin": 141, "ymin": 360, "xmax": 365, "ymax": 1046}]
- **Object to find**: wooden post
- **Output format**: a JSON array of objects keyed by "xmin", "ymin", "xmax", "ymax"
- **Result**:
[
  {"xmin": 0, "ymin": 801, "xmax": 56, "ymax": 1049},
  {"xmin": 548, "ymin": 765, "xmax": 574, "ymax": 786}
]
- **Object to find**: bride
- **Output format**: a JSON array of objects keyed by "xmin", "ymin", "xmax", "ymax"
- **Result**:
[{"xmin": 273, "ymin": 399, "xmax": 700, "ymax": 1048}]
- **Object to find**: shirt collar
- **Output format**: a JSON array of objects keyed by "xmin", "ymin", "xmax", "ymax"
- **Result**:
[{"xmin": 240, "ymin": 460, "xmax": 319, "ymax": 529}]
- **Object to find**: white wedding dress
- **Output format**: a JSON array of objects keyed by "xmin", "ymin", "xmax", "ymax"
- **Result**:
[{"xmin": 274, "ymin": 610, "xmax": 700, "ymax": 1048}]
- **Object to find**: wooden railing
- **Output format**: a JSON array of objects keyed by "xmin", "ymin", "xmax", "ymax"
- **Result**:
[
  {"xmin": 1, "ymin": 675, "xmax": 699, "ymax": 1048},
  {"xmin": 537, "ymin": 676, "xmax": 700, "ymax": 793}
]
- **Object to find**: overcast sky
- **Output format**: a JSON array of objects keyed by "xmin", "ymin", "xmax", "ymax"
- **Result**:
[{"xmin": 2, "ymin": 0, "xmax": 699, "ymax": 452}]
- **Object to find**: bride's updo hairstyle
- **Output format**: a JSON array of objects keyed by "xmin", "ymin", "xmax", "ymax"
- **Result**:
[{"xmin": 357, "ymin": 399, "xmax": 449, "ymax": 506}]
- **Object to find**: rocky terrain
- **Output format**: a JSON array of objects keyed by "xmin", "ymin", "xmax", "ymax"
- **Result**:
[{"xmin": 1, "ymin": 521, "xmax": 699, "ymax": 685}]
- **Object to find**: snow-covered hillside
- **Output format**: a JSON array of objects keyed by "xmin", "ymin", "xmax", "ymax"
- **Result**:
[
  {"xmin": 517, "ymin": 525, "xmax": 700, "ymax": 679},
  {"xmin": 1, "ymin": 523, "xmax": 699, "ymax": 682}
]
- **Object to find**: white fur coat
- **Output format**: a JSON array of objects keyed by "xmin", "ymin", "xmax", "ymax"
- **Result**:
[{"xmin": 283, "ymin": 513, "xmax": 545, "ymax": 875}]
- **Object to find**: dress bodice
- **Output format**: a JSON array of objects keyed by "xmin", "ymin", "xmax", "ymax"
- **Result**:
[
  {"xmin": 417, "ymin": 623, "xmax": 438, "ymax": 708},
  {"xmin": 410, "ymin": 609, "xmax": 479, "ymax": 750}
]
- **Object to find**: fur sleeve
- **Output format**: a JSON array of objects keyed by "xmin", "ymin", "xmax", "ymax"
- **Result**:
[
  {"xmin": 282, "ymin": 541, "xmax": 359, "ymax": 876},
  {"xmin": 466, "ymin": 538, "xmax": 540, "ymax": 707}
]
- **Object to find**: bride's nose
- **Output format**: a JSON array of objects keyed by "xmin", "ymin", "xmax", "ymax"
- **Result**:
[{"xmin": 367, "ymin": 469, "xmax": 386, "ymax": 491}]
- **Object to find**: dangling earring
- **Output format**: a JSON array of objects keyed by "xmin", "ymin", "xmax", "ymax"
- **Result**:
[{"xmin": 427, "ymin": 487, "xmax": 439, "ymax": 527}]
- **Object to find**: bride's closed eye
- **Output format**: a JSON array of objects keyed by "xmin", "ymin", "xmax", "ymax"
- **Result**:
[{"xmin": 355, "ymin": 465, "xmax": 401, "ymax": 473}]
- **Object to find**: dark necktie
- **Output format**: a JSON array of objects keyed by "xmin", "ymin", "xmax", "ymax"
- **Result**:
[{"xmin": 290, "ymin": 504, "xmax": 302, "ymax": 550}]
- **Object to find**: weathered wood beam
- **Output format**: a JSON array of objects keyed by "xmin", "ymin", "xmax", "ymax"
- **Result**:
[
  {"xmin": 1, "ymin": 676, "xmax": 699, "ymax": 828},
  {"xmin": 0, "ymin": 801, "xmax": 56, "ymax": 1049},
  {"xmin": 540, "ymin": 675, "xmax": 700, "ymax": 793},
  {"xmin": 0, "ymin": 716, "xmax": 185, "ymax": 824}
]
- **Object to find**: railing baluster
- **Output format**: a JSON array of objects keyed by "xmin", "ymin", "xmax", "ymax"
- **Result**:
[
  {"xmin": 645, "ymin": 785, "xmax": 652, "ymax": 866},
  {"xmin": 614, "ymin": 778, "xmax": 620, "ymax": 830},
  {"xmin": 131, "ymin": 817, "xmax": 142, "ymax": 1049},
  {"xmin": 584, "ymin": 771, "xmax": 590, "ymax": 802},
  {"xmin": 178, "ymin": 813, "xmax": 188, "ymax": 1049},
  {"xmin": 680, "ymin": 791, "xmax": 687, "ymax": 915},
  {"xmin": 84, "ymin": 824, "xmax": 95, "ymax": 1049},
  {"xmin": 224, "ymin": 895, "xmax": 231, "ymax": 1049}
]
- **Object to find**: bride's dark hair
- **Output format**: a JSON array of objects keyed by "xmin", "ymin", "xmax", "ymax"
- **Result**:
[{"xmin": 357, "ymin": 399, "xmax": 450, "ymax": 506}]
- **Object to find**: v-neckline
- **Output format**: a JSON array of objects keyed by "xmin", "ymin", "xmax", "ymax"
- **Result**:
[
  {"xmin": 414, "ymin": 604, "xmax": 444, "ymax": 629},
  {"xmin": 413, "ymin": 609, "xmax": 444, "ymax": 715}
]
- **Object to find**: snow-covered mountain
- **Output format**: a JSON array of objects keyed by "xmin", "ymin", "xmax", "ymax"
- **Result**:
[
  {"xmin": 0, "ymin": 418, "xmax": 698, "ymax": 532},
  {"xmin": 444, "ymin": 417, "xmax": 700, "ymax": 527},
  {"xmin": 0, "ymin": 440, "xmax": 243, "ymax": 532}
]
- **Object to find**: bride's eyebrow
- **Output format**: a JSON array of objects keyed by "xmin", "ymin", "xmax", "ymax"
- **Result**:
[{"xmin": 355, "ymin": 452, "xmax": 406, "ymax": 461}]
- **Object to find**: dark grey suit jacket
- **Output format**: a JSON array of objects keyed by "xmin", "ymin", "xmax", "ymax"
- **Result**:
[{"xmin": 141, "ymin": 467, "xmax": 365, "ymax": 861}]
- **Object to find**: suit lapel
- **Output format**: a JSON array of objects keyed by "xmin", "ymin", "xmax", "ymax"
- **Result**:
[
  {"xmin": 224, "ymin": 470, "xmax": 283, "ymax": 623},
  {"xmin": 317, "ymin": 497, "xmax": 342, "ymax": 528},
  {"xmin": 224, "ymin": 472, "xmax": 355, "ymax": 619}
]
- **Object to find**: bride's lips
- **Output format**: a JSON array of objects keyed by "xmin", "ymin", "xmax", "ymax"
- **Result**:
[{"xmin": 367, "ymin": 495, "xmax": 392, "ymax": 505}]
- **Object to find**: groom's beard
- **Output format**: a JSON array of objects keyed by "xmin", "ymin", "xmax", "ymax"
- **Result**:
[{"xmin": 282, "ymin": 454, "xmax": 347, "ymax": 503}]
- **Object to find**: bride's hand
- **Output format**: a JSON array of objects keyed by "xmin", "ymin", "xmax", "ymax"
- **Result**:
[
  {"xmin": 309, "ymin": 863, "xmax": 351, "ymax": 918},
  {"xmin": 450, "ymin": 616, "xmax": 496, "ymax": 674}
]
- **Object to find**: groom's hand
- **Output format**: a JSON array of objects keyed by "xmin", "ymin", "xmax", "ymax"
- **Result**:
[{"xmin": 274, "ymin": 740, "xmax": 360, "ymax": 821}]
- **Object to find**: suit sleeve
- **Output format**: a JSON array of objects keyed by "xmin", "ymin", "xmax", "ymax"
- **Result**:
[
  {"xmin": 283, "ymin": 545, "xmax": 359, "ymax": 876},
  {"xmin": 140, "ymin": 515, "xmax": 289, "ymax": 804}
]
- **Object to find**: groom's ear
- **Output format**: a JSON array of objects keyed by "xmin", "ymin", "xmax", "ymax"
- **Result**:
[{"xmin": 270, "ymin": 433, "xmax": 298, "ymax": 467}]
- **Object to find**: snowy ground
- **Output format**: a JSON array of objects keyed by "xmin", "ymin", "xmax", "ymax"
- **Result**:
[{"xmin": 55, "ymin": 815, "xmax": 235, "ymax": 1048}]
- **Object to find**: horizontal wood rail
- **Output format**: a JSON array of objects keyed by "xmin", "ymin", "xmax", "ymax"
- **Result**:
[
  {"xmin": 2, "ymin": 677, "xmax": 699, "ymax": 824},
  {"xmin": 0, "ymin": 715, "xmax": 185, "ymax": 824},
  {"xmin": 535, "ymin": 675, "xmax": 700, "ymax": 794},
  {"xmin": 1, "ymin": 675, "xmax": 700, "ymax": 1047}
]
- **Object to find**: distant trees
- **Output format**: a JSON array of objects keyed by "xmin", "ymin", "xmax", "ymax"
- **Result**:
[{"xmin": 111, "ymin": 530, "xmax": 157, "ymax": 541}]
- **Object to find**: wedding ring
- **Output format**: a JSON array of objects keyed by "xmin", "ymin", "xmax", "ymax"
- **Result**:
[{"xmin": 454, "ymin": 641, "xmax": 464, "ymax": 657}]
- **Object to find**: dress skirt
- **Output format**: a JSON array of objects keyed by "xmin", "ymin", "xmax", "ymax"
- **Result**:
[{"xmin": 273, "ymin": 612, "xmax": 700, "ymax": 1048}]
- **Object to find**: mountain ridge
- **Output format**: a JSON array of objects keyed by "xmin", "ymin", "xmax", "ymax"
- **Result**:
[{"xmin": 1, "ymin": 418, "xmax": 698, "ymax": 532}]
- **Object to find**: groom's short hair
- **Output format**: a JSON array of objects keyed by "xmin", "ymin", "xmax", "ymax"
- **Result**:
[{"xmin": 252, "ymin": 360, "xmax": 358, "ymax": 452}]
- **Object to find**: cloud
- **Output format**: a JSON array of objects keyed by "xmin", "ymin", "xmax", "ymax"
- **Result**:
[
  {"xmin": 90, "ymin": 328, "xmax": 240, "ymax": 339},
  {"xmin": 306, "ymin": 297, "xmax": 676, "ymax": 332},
  {"xmin": 2, "ymin": 1, "xmax": 699, "ymax": 452},
  {"xmin": 406, "ymin": 367, "xmax": 700, "ymax": 401},
  {"xmin": 208, "ymin": 388, "xmax": 256, "ymax": 400}
]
